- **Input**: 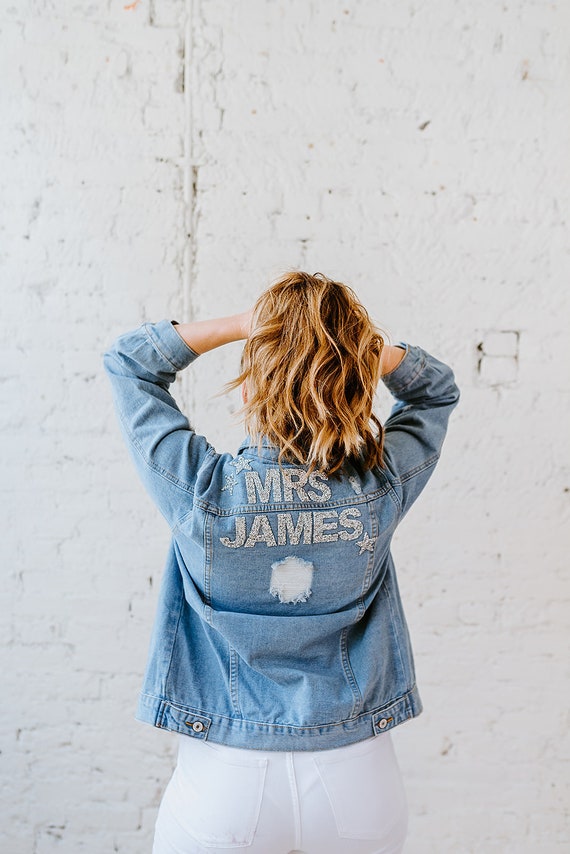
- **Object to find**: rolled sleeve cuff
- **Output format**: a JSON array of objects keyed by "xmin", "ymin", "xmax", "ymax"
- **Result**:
[
  {"xmin": 144, "ymin": 319, "xmax": 201, "ymax": 371},
  {"xmin": 381, "ymin": 342, "xmax": 426, "ymax": 396}
]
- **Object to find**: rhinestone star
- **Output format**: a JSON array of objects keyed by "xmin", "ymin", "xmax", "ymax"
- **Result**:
[
  {"xmin": 221, "ymin": 474, "xmax": 238, "ymax": 495},
  {"xmin": 230, "ymin": 457, "xmax": 252, "ymax": 474},
  {"xmin": 356, "ymin": 532, "xmax": 376, "ymax": 554}
]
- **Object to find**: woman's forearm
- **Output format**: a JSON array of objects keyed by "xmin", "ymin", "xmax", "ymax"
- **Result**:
[
  {"xmin": 172, "ymin": 312, "xmax": 250, "ymax": 355},
  {"xmin": 172, "ymin": 313, "xmax": 407, "ymax": 377}
]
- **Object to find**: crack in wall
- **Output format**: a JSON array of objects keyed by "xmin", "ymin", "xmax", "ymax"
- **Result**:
[
  {"xmin": 475, "ymin": 330, "xmax": 521, "ymax": 386},
  {"xmin": 181, "ymin": 0, "xmax": 198, "ymax": 411}
]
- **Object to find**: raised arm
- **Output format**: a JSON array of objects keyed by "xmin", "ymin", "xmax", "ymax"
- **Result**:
[
  {"xmin": 379, "ymin": 341, "xmax": 461, "ymax": 519},
  {"xmin": 102, "ymin": 313, "xmax": 250, "ymax": 528}
]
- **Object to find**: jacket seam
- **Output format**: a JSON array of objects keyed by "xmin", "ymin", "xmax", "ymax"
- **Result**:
[
  {"xmin": 191, "ymin": 488, "xmax": 391, "ymax": 516},
  {"xmin": 172, "ymin": 447, "xmax": 218, "ymax": 530},
  {"xmin": 162, "ymin": 591, "xmax": 186, "ymax": 703},
  {"xmin": 399, "ymin": 451, "xmax": 440, "ymax": 483},
  {"xmin": 376, "ymin": 454, "xmax": 439, "ymax": 511},
  {"xmin": 229, "ymin": 647, "xmax": 241, "ymax": 716},
  {"xmin": 361, "ymin": 506, "xmax": 378, "ymax": 597},
  {"xmin": 203, "ymin": 511, "xmax": 212, "ymax": 606},
  {"xmin": 339, "ymin": 627, "xmax": 363, "ymax": 718},
  {"xmin": 373, "ymin": 466, "xmax": 402, "ymax": 512},
  {"xmin": 139, "ymin": 686, "xmax": 418, "ymax": 730},
  {"xmin": 382, "ymin": 577, "xmax": 407, "ymax": 681},
  {"xmin": 119, "ymin": 412, "xmax": 197, "ymax": 498}
]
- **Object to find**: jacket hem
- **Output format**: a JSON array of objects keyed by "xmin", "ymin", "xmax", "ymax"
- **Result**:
[{"xmin": 135, "ymin": 684, "xmax": 423, "ymax": 751}]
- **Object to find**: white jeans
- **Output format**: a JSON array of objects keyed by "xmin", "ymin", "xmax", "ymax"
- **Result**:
[{"xmin": 153, "ymin": 731, "xmax": 408, "ymax": 854}]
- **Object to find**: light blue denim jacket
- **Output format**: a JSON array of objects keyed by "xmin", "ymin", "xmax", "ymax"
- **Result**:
[{"xmin": 103, "ymin": 319, "xmax": 460, "ymax": 751}]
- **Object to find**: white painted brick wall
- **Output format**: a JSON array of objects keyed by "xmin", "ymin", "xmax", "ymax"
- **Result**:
[{"xmin": 1, "ymin": 1, "xmax": 568, "ymax": 852}]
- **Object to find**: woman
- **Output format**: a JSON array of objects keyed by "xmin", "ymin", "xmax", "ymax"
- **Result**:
[{"xmin": 103, "ymin": 270, "xmax": 460, "ymax": 854}]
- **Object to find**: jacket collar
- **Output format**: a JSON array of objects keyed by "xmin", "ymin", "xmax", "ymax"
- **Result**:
[{"xmin": 237, "ymin": 435, "xmax": 283, "ymax": 461}]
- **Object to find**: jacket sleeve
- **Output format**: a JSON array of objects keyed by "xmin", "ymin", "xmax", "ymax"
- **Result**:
[
  {"xmin": 379, "ymin": 341, "xmax": 460, "ymax": 520},
  {"xmin": 102, "ymin": 318, "xmax": 214, "ymax": 528}
]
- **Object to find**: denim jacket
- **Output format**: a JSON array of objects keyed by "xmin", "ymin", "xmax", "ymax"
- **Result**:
[{"xmin": 103, "ymin": 319, "xmax": 460, "ymax": 751}]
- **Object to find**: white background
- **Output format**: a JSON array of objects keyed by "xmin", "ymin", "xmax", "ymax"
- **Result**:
[{"xmin": 1, "ymin": 1, "xmax": 568, "ymax": 851}]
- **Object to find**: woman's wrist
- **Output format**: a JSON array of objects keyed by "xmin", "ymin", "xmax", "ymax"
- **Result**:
[{"xmin": 379, "ymin": 344, "xmax": 407, "ymax": 376}]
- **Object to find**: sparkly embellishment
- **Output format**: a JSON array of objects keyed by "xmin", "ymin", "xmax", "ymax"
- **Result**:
[
  {"xmin": 356, "ymin": 532, "xmax": 376, "ymax": 554},
  {"xmin": 312, "ymin": 510, "xmax": 339, "ymax": 542},
  {"xmin": 281, "ymin": 468, "xmax": 310, "ymax": 501},
  {"xmin": 338, "ymin": 507, "xmax": 363, "ymax": 540},
  {"xmin": 277, "ymin": 512, "xmax": 313, "ymax": 545},
  {"xmin": 307, "ymin": 471, "xmax": 332, "ymax": 501},
  {"xmin": 230, "ymin": 457, "xmax": 252, "ymax": 474},
  {"xmin": 246, "ymin": 469, "xmax": 282, "ymax": 503},
  {"xmin": 244, "ymin": 514, "xmax": 277, "ymax": 547},
  {"xmin": 221, "ymin": 474, "xmax": 238, "ymax": 495},
  {"xmin": 220, "ymin": 516, "xmax": 246, "ymax": 548}
]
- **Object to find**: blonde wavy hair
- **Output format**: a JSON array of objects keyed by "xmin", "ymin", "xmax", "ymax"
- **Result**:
[{"xmin": 225, "ymin": 271, "xmax": 388, "ymax": 477}]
